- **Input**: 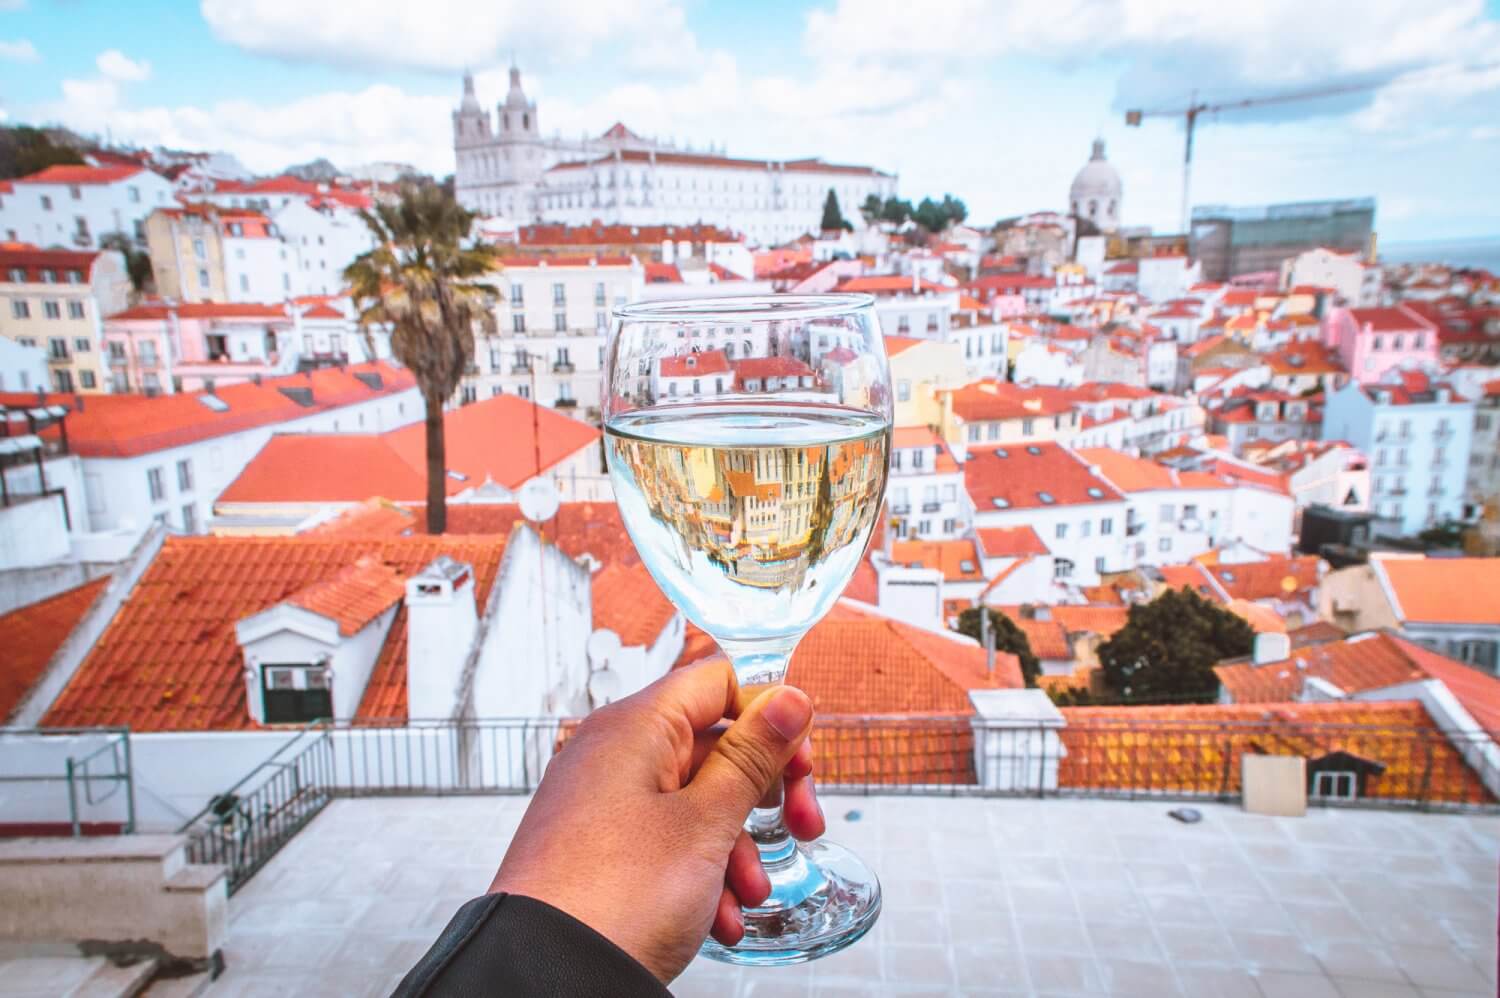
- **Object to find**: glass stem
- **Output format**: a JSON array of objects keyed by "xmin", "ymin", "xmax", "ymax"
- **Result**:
[{"xmin": 748, "ymin": 778, "xmax": 796, "ymax": 866}]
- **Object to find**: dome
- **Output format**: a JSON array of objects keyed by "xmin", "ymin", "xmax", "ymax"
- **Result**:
[{"xmin": 1068, "ymin": 139, "xmax": 1122, "ymax": 232}]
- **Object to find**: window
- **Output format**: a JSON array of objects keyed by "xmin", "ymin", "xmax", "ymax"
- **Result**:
[
  {"xmin": 198, "ymin": 268, "xmax": 210, "ymax": 288},
  {"xmin": 147, "ymin": 466, "xmax": 166, "ymax": 502},
  {"xmin": 1311, "ymin": 771, "xmax": 1356, "ymax": 801},
  {"xmin": 129, "ymin": 186, "xmax": 141, "ymax": 203},
  {"xmin": 1022, "ymin": 418, "xmax": 1034, "ymax": 435},
  {"xmin": 42, "ymin": 300, "xmax": 61, "ymax": 319},
  {"xmin": 1054, "ymin": 558, "xmax": 1074, "ymax": 579},
  {"xmin": 596, "ymin": 310, "xmax": 608, "ymax": 331},
  {"xmin": 1095, "ymin": 556, "xmax": 1106, "ymax": 573},
  {"xmin": 52, "ymin": 369, "xmax": 73, "ymax": 392},
  {"xmin": 554, "ymin": 311, "xmax": 567, "ymax": 332},
  {"xmin": 1101, "ymin": 517, "xmax": 1113, "ymax": 535},
  {"xmin": 912, "ymin": 448, "xmax": 925, "ymax": 469},
  {"xmin": 510, "ymin": 283, "xmax": 524, "ymax": 306},
  {"xmin": 80, "ymin": 370, "xmax": 95, "ymax": 389},
  {"xmin": 1158, "ymin": 538, "xmax": 1172, "ymax": 552},
  {"xmin": 181, "ymin": 504, "xmax": 197, "ymax": 533},
  {"xmin": 943, "ymin": 484, "xmax": 957, "ymax": 501},
  {"xmin": 968, "ymin": 425, "xmax": 980, "ymax": 442},
  {"xmin": 1183, "ymin": 504, "xmax": 1198, "ymax": 520},
  {"xmin": 897, "ymin": 379, "xmax": 911, "ymax": 402},
  {"xmin": 594, "ymin": 282, "xmax": 607, "ymax": 306},
  {"xmin": 918, "ymin": 519, "xmax": 931, "ymax": 535},
  {"xmin": 1080, "ymin": 519, "xmax": 1091, "ymax": 538},
  {"xmin": 552, "ymin": 282, "xmax": 566, "ymax": 306},
  {"xmin": 40, "ymin": 268, "xmax": 56, "ymax": 283},
  {"xmin": 987, "ymin": 423, "xmax": 1000, "ymax": 441},
  {"xmin": 40, "ymin": 195, "xmax": 52, "ymax": 211},
  {"xmin": 193, "ymin": 239, "xmax": 206, "ymax": 260},
  {"xmin": 1056, "ymin": 523, "xmax": 1068, "ymax": 539},
  {"xmin": 6, "ymin": 267, "xmax": 23, "ymax": 282},
  {"xmin": 261, "ymin": 665, "xmax": 333, "ymax": 724},
  {"xmin": 48, "ymin": 337, "xmax": 67, "ymax": 359},
  {"xmin": 1373, "ymin": 335, "xmax": 1384, "ymax": 351},
  {"xmin": 176, "ymin": 458, "xmax": 193, "ymax": 492},
  {"xmin": 512, "ymin": 314, "xmax": 526, "ymax": 333},
  {"xmin": 897, "ymin": 315, "xmax": 910, "ymax": 333},
  {"xmin": 1159, "ymin": 504, "xmax": 1175, "ymax": 523},
  {"xmin": 517, "ymin": 383, "xmax": 530, "ymax": 399},
  {"xmin": 10, "ymin": 299, "xmax": 28, "ymax": 319},
  {"xmin": 67, "ymin": 300, "xmax": 85, "ymax": 319}
]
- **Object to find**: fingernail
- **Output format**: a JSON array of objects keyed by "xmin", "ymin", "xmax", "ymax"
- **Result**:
[{"xmin": 763, "ymin": 687, "xmax": 812, "ymax": 741}]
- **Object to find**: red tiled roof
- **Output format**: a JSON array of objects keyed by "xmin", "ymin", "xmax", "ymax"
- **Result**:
[
  {"xmin": 0, "ymin": 362, "xmax": 414, "ymax": 459},
  {"xmin": 989, "ymin": 610, "xmax": 1071, "ymax": 660},
  {"xmin": 976, "ymin": 526, "xmax": 1049, "ymax": 558},
  {"xmin": 660, "ymin": 350, "xmax": 732, "ymax": 378},
  {"xmin": 946, "ymin": 381, "xmax": 1075, "ymax": 421},
  {"xmin": 1210, "ymin": 555, "xmax": 1321, "ymax": 601},
  {"xmin": 964, "ymin": 443, "xmax": 1121, "ymax": 511},
  {"xmin": 302, "ymin": 499, "xmax": 418, "ymax": 537},
  {"xmin": 1046, "ymin": 605, "xmax": 1130, "ymax": 638},
  {"xmin": 520, "ymin": 223, "xmax": 739, "ymax": 247},
  {"xmin": 731, "ymin": 356, "xmax": 812, "ymax": 379},
  {"xmin": 593, "ymin": 561, "xmax": 676, "ymax": 648},
  {"xmin": 43, "ymin": 536, "xmax": 507, "ymax": 730},
  {"xmin": 1377, "ymin": 557, "xmax": 1500, "ymax": 626},
  {"xmin": 1346, "ymin": 305, "xmax": 1436, "ymax": 333},
  {"xmin": 497, "ymin": 254, "xmax": 635, "ymax": 269},
  {"xmin": 0, "ymin": 247, "xmax": 101, "ymax": 284},
  {"xmin": 16, "ymin": 165, "xmax": 144, "ymax": 185},
  {"xmin": 644, "ymin": 261, "xmax": 682, "ymax": 283},
  {"xmin": 1227, "ymin": 600, "xmax": 1287, "ymax": 634},
  {"xmin": 890, "ymin": 539, "xmax": 984, "ymax": 582},
  {"xmin": 1058, "ymin": 699, "xmax": 1490, "ymax": 804},
  {"xmin": 891, "ymin": 426, "xmax": 942, "ymax": 449},
  {"xmin": 285, "ymin": 555, "xmax": 406, "ymax": 636},
  {"xmin": 834, "ymin": 275, "xmax": 948, "ymax": 295},
  {"xmin": 843, "ymin": 555, "xmax": 878, "ymax": 604},
  {"xmin": 0, "ymin": 578, "xmax": 109, "ymax": 721},
  {"xmin": 883, "ymin": 335, "xmax": 924, "ymax": 357},
  {"xmin": 220, "ymin": 394, "xmax": 600, "ymax": 503},
  {"xmin": 1078, "ymin": 448, "xmax": 1229, "ymax": 493},
  {"xmin": 1158, "ymin": 563, "xmax": 1229, "ymax": 602},
  {"xmin": 1216, "ymin": 631, "xmax": 1500, "ymax": 733}
]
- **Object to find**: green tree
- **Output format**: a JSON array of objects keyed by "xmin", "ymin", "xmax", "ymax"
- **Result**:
[
  {"xmin": 98, "ymin": 232, "xmax": 153, "ymax": 293},
  {"xmin": 345, "ymin": 182, "xmax": 498, "ymax": 535},
  {"xmin": 1098, "ymin": 587, "xmax": 1254, "ymax": 703},
  {"xmin": 880, "ymin": 197, "xmax": 914, "ymax": 225},
  {"xmin": 859, "ymin": 193, "xmax": 884, "ymax": 225},
  {"xmin": 819, "ymin": 189, "xmax": 851, "ymax": 232},
  {"xmin": 956, "ymin": 606, "xmax": 1040, "ymax": 686},
  {"xmin": 913, "ymin": 193, "xmax": 969, "ymax": 233},
  {"xmin": 0, "ymin": 125, "xmax": 85, "ymax": 180}
]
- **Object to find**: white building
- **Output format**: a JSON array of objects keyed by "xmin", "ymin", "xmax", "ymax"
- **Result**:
[
  {"xmin": 271, "ymin": 200, "xmax": 377, "ymax": 298},
  {"xmin": 1067, "ymin": 139, "xmax": 1122, "ymax": 234},
  {"xmin": 1322, "ymin": 374, "xmax": 1476, "ymax": 533},
  {"xmin": 887, "ymin": 427, "xmax": 968, "ymax": 541},
  {"xmin": 1, "ymin": 165, "xmax": 176, "ymax": 248},
  {"xmin": 1012, "ymin": 340, "xmax": 1084, "ymax": 387},
  {"xmin": 453, "ymin": 69, "xmax": 897, "ymax": 246},
  {"xmin": 464, "ymin": 255, "xmax": 644, "ymax": 419},
  {"xmin": 1138, "ymin": 257, "xmax": 1203, "ymax": 305},
  {"xmin": 1281, "ymin": 247, "xmax": 1382, "ymax": 306},
  {"xmin": 0, "ymin": 336, "xmax": 48, "ymax": 392}
]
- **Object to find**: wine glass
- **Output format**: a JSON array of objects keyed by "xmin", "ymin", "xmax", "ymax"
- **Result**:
[{"xmin": 603, "ymin": 294, "xmax": 890, "ymax": 965}]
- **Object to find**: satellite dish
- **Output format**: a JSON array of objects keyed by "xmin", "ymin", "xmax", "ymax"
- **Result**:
[
  {"xmin": 518, "ymin": 477, "xmax": 560, "ymax": 523},
  {"xmin": 587, "ymin": 629, "xmax": 622, "ymax": 667},
  {"xmin": 588, "ymin": 667, "xmax": 622, "ymax": 706}
]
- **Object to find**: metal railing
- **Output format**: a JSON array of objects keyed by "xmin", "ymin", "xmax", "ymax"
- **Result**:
[
  {"xmin": 147, "ymin": 713, "xmax": 1500, "ymax": 894},
  {"xmin": 0, "ymin": 728, "xmax": 135, "ymax": 836}
]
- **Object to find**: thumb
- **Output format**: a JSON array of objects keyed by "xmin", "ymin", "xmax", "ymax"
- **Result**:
[{"xmin": 685, "ymin": 686, "xmax": 813, "ymax": 827}]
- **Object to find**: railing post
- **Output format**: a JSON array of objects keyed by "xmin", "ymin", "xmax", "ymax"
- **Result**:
[
  {"xmin": 121, "ymin": 731, "xmax": 136, "ymax": 834},
  {"xmin": 66, "ymin": 757, "xmax": 80, "ymax": 837}
]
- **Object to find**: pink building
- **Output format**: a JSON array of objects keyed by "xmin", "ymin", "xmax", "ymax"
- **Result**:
[{"xmin": 1323, "ymin": 305, "xmax": 1440, "ymax": 386}]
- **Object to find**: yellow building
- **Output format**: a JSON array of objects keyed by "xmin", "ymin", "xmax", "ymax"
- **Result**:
[
  {"xmin": 937, "ymin": 380, "xmax": 1081, "ymax": 449},
  {"xmin": 886, "ymin": 335, "xmax": 969, "ymax": 429},
  {"xmin": 144, "ymin": 204, "xmax": 288, "ymax": 304},
  {"xmin": 0, "ymin": 245, "xmax": 131, "ymax": 393}
]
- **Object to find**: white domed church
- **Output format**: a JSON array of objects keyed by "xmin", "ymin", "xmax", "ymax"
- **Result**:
[{"xmin": 1068, "ymin": 139, "xmax": 1122, "ymax": 233}]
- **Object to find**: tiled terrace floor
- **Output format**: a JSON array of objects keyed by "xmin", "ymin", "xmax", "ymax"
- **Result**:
[{"xmin": 207, "ymin": 796, "xmax": 1497, "ymax": 998}]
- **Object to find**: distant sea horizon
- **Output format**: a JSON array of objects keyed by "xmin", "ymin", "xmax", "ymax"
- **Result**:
[{"xmin": 1378, "ymin": 235, "xmax": 1500, "ymax": 273}]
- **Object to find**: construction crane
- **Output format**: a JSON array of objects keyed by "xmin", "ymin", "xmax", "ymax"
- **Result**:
[{"xmin": 1125, "ymin": 78, "xmax": 1395, "ymax": 234}]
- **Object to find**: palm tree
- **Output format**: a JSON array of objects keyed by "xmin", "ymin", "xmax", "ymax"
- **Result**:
[{"xmin": 345, "ymin": 183, "xmax": 497, "ymax": 534}]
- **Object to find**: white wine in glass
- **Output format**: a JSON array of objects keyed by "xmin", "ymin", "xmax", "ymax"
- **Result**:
[{"xmin": 604, "ymin": 295, "xmax": 890, "ymax": 965}]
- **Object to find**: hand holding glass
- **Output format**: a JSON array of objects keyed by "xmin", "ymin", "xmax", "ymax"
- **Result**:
[{"xmin": 603, "ymin": 295, "xmax": 890, "ymax": 965}]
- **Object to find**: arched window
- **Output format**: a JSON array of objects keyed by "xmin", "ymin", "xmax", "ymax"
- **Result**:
[
  {"xmin": 523, "ymin": 113, "xmax": 530, "ymax": 130},
  {"xmin": 1108, "ymin": 200, "xmax": 1116, "ymax": 215},
  {"xmin": 502, "ymin": 113, "xmax": 510, "ymax": 130},
  {"xmin": 1088, "ymin": 199, "xmax": 1098, "ymax": 216}
]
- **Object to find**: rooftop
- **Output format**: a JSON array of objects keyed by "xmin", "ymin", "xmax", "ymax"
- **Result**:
[
  {"xmin": 0, "ymin": 578, "xmax": 109, "ymax": 721},
  {"xmin": 963, "ymin": 443, "xmax": 1122, "ymax": 511},
  {"xmin": 1376, "ymin": 556, "xmax": 1500, "ymax": 627},
  {"xmin": 211, "ymin": 794, "xmax": 1499, "ymax": 997}
]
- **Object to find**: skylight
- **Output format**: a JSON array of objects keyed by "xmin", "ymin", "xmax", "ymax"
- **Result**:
[
  {"xmin": 960, "ymin": 560, "xmax": 976, "ymax": 572},
  {"xmin": 1087, "ymin": 487, "xmax": 1104, "ymax": 498},
  {"xmin": 1026, "ymin": 445, "xmax": 1042, "ymax": 455},
  {"xmin": 1038, "ymin": 491, "xmax": 1055, "ymax": 504},
  {"xmin": 991, "ymin": 498, "xmax": 1010, "ymax": 509},
  {"xmin": 197, "ymin": 394, "xmax": 229, "ymax": 412},
  {"xmin": 995, "ymin": 448, "xmax": 1008, "ymax": 458}
]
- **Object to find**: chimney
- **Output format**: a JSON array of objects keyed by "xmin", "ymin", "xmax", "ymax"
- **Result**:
[
  {"xmin": 405, "ymin": 556, "xmax": 479, "ymax": 719},
  {"xmin": 1253, "ymin": 631, "xmax": 1291, "ymax": 666}
]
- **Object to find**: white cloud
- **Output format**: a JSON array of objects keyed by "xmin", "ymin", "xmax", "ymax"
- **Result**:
[
  {"xmin": 0, "ymin": 39, "xmax": 39, "ymax": 63},
  {"xmin": 96, "ymin": 49, "xmax": 151, "ymax": 82},
  {"xmin": 0, "ymin": 0, "xmax": 26, "ymax": 10},
  {"xmin": 199, "ymin": 0, "xmax": 705, "ymax": 76}
]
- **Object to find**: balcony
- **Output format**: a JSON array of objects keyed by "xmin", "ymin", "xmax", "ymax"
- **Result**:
[
  {"xmin": 890, "ymin": 503, "xmax": 911, "ymax": 515},
  {"xmin": 136, "ymin": 354, "xmax": 160, "ymax": 371},
  {"xmin": 46, "ymin": 351, "xmax": 70, "ymax": 365},
  {"xmin": 1126, "ymin": 521, "xmax": 1145, "ymax": 536},
  {"xmin": 554, "ymin": 398, "xmax": 577, "ymax": 409},
  {"xmin": 105, "ymin": 352, "xmax": 128, "ymax": 368},
  {"xmin": 553, "ymin": 361, "xmax": 576, "ymax": 374},
  {"xmin": 510, "ymin": 363, "xmax": 533, "ymax": 375},
  {"xmin": 922, "ymin": 501, "xmax": 942, "ymax": 513}
]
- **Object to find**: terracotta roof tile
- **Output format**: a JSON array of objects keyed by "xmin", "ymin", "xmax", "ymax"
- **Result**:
[
  {"xmin": 659, "ymin": 350, "xmax": 731, "ymax": 377},
  {"xmin": 989, "ymin": 611, "xmax": 1071, "ymax": 660},
  {"xmin": 1158, "ymin": 563, "xmax": 1229, "ymax": 603},
  {"xmin": 593, "ymin": 561, "xmax": 677, "ymax": 648},
  {"xmin": 1377, "ymin": 557, "xmax": 1500, "ymax": 626},
  {"xmin": 16, "ymin": 165, "xmax": 143, "ymax": 185},
  {"xmin": 964, "ymin": 443, "xmax": 1121, "ymax": 511},
  {"xmin": 1210, "ymin": 555, "xmax": 1321, "ymax": 601},
  {"xmin": 41, "ymin": 536, "xmax": 506, "ymax": 731},
  {"xmin": 834, "ymin": 275, "xmax": 948, "ymax": 294},
  {"xmin": 0, "ymin": 578, "xmax": 110, "ymax": 721},
  {"xmin": 1227, "ymin": 599, "xmax": 1287, "ymax": 634},
  {"xmin": 1059, "ymin": 700, "xmax": 1490, "ymax": 804},
  {"xmin": 976, "ymin": 526, "xmax": 1049, "ymax": 558},
  {"xmin": 285, "ymin": 555, "xmax": 406, "ymax": 636},
  {"xmin": 890, "ymin": 539, "xmax": 984, "ymax": 582},
  {"xmin": 1346, "ymin": 306, "xmax": 1436, "ymax": 333},
  {"xmin": 302, "ymin": 499, "xmax": 418, "ymax": 537},
  {"xmin": 0, "ymin": 247, "xmax": 102, "ymax": 283},
  {"xmin": 1046, "ymin": 605, "xmax": 1130, "ymax": 637}
]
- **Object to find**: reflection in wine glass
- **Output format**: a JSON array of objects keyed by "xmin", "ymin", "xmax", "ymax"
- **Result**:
[{"xmin": 604, "ymin": 295, "xmax": 890, "ymax": 965}]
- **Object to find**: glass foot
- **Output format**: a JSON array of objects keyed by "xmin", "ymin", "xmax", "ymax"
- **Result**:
[{"xmin": 699, "ymin": 839, "xmax": 882, "ymax": 966}]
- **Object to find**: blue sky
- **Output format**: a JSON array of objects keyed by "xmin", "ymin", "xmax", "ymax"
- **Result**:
[{"xmin": 3, "ymin": 0, "xmax": 1498, "ymax": 243}]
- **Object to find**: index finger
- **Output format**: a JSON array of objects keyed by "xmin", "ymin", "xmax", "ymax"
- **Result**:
[{"xmin": 616, "ymin": 656, "xmax": 743, "ymax": 734}]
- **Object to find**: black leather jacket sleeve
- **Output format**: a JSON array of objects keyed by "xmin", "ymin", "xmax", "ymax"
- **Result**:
[{"xmin": 391, "ymin": 893, "xmax": 671, "ymax": 997}]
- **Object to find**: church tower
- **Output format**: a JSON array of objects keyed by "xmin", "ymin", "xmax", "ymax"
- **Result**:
[{"xmin": 494, "ymin": 66, "xmax": 547, "ymax": 187}]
